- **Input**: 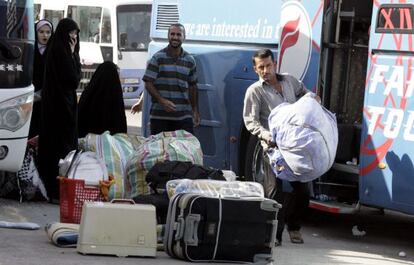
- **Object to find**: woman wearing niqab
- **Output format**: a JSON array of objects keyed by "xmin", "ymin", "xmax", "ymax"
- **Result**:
[
  {"xmin": 29, "ymin": 19, "xmax": 53, "ymax": 138},
  {"xmin": 38, "ymin": 18, "xmax": 81, "ymax": 201},
  {"xmin": 78, "ymin": 61, "xmax": 127, "ymax": 138}
]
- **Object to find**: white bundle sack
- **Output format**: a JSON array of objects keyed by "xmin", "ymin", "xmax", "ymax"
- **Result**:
[
  {"xmin": 59, "ymin": 150, "xmax": 109, "ymax": 186},
  {"xmin": 268, "ymin": 94, "xmax": 338, "ymax": 182}
]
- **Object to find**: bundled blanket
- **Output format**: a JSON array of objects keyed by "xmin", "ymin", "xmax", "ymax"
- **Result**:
[
  {"xmin": 268, "ymin": 94, "xmax": 338, "ymax": 182},
  {"xmin": 45, "ymin": 222, "xmax": 79, "ymax": 248}
]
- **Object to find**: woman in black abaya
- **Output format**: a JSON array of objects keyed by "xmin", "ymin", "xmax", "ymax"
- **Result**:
[
  {"xmin": 29, "ymin": 19, "xmax": 53, "ymax": 138},
  {"xmin": 78, "ymin": 61, "xmax": 127, "ymax": 138},
  {"xmin": 38, "ymin": 18, "xmax": 81, "ymax": 201}
]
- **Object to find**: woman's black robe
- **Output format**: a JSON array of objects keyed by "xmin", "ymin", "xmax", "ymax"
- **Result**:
[
  {"xmin": 29, "ymin": 19, "xmax": 53, "ymax": 138},
  {"xmin": 38, "ymin": 18, "xmax": 81, "ymax": 200},
  {"xmin": 78, "ymin": 61, "xmax": 127, "ymax": 138}
]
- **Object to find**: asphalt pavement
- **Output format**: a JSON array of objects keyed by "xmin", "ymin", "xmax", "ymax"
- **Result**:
[
  {"xmin": 1, "ymin": 198, "xmax": 414, "ymax": 265},
  {"xmin": 126, "ymin": 109, "xmax": 141, "ymax": 136},
  {"xmin": 0, "ymin": 110, "xmax": 414, "ymax": 264}
]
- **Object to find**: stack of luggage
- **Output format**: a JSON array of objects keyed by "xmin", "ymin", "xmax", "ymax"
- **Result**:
[{"xmin": 50, "ymin": 130, "xmax": 280, "ymax": 263}]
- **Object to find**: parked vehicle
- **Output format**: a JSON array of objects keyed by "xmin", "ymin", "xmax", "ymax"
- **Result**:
[
  {"xmin": 0, "ymin": 0, "xmax": 35, "ymax": 171},
  {"xmin": 34, "ymin": 0, "xmax": 152, "ymax": 106},
  {"xmin": 65, "ymin": 0, "xmax": 152, "ymax": 106},
  {"xmin": 143, "ymin": 0, "xmax": 414, "ymax": 215}
]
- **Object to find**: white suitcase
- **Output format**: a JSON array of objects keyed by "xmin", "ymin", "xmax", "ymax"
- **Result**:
[{"xmin": 77, "ymin": 200, "xmax": 157, "ymax": 257}]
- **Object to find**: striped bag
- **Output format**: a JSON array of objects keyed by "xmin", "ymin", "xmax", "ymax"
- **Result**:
[
  {"xmin": 79, "ymin": 131, "xmax": 146, "ymax": 200},
  {"xmin": 124, "ymin": 130, "xmax": 203, "ymax": 199}
]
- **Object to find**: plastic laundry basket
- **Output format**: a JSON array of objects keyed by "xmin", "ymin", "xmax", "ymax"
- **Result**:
[{"xmin": 60, "ymin": 177, "xmax": 105, "ymax": 224}]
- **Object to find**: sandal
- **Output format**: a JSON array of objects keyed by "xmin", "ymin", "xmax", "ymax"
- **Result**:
[
  {"xmin": 275, "ymin": 239, "xmax": 282, "ymax": 247},
  {"xmin": 288, "ymin": 230, "xmax": 304, "ymax": 244}
]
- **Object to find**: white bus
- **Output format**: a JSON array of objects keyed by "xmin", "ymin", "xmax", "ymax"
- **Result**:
[
  {"xmin": 65, "ymin": 0, "xmax": 152, "ymax": 106},
  {"xmin": 0, "ymin": 0, "xmax": 35, "ymax": 171}
]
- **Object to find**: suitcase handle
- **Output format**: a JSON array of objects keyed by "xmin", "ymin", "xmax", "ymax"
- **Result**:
[
  {"xmin": 184, "ymin": 214, "xmax": 201, "ymax": 246},
  {"xmin": 110, "ymin": 199, "xmax": 135, "ymax": 204},
  {"xmin": 175, "ymin": 217, "xmax": 185, "ymax": 241}
]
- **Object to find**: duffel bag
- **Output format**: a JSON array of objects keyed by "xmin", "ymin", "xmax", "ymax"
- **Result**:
[{"xmin": 124, "ymin": 130, "xmax": 203, "ymax": 198}]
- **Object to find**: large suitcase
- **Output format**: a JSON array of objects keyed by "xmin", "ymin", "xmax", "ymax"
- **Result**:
[
  {"xmin": 164, "ymin": 193, "xmax": 280, "ymax": 263},
  {"xmin": 77, "ymin": 200, "xmax": 157, "ymax": 257}
]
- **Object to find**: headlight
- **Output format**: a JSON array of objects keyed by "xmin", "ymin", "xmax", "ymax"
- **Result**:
[{"xmin": 0, "ymin": 92, "xmax": 33, "ymax": 131}]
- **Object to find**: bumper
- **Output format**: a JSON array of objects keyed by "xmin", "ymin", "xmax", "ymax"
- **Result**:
[{"xmin": 0, "ymin": 137, "xmax": 27, "ymax": 172}]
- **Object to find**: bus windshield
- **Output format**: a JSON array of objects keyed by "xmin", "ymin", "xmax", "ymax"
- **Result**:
[
  {"xmin": 117, "ymin": 4, "xmax": 151, "ymax": 51},
  {"xmin": 67, "ymin": 5, "xmax": 102, "ymax": 43},
  {"xmin": 0, "ymin": 0, "xmax": 34, "ymax": 40},
  {"xmin": 43, "ymin": 9, "xmax": 64, "ymax": 29}
]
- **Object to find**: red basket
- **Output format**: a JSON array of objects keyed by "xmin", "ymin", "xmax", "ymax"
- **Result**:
[{"xmin": 60, "ymin": 177, "xmax": 106, "ymax": 224}]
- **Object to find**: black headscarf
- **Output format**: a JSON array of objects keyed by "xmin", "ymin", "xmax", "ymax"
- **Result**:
[
  {"xmin": 38, "ymin": 18, "xmax": 81, "ymax": 200},
  {"xmin": 49, "ymin": 18, "xmax": 80, "ymax": 53},
  {"xmin": 78, "ymin": 61, "xmax": 127, "ymax": 138}
]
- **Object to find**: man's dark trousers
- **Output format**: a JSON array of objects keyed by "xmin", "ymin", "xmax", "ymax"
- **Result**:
[{"xmin": 150, "ymin": 118, "xmax": 194, "ymax": 135}]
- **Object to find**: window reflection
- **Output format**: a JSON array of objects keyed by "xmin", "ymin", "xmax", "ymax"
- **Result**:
[{"xmin": 117, "ymin": 4, "xmax": 151, "ymax": 51}]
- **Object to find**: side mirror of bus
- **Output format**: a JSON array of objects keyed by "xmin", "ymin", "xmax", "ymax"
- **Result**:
[
  {"xmin": 120, "ymin": 33, "xmax": 128, "ymax": 48},
  {"xmin": 0, "ymin": 40, "xmax": 22, "ymax": 60},
  {"xmin": 118, "ymin": 49, "xmax": 123, "ymax": 60}
]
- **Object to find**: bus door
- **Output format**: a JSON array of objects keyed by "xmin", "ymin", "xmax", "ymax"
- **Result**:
[
  {"xmin": 0, "ymin": 0, "xmax": 35, "ymax": 171},
  {"xmin": 116, "ymin": 2, "xmax": 151, "ymax": 106},
  {"xmin": 360, "ymin": 2, "xmax": 414, "ymax": 214}
]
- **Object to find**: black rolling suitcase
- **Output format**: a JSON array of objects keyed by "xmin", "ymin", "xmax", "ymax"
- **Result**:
[{"xmin": 164, "ymin": 193, "xmax": 281, "ymax": 263}]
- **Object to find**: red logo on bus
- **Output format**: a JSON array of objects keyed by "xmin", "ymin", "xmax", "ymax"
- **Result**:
[{"xmin": 278, "ymin": 1, "xmax": 312, "ymax": 81}]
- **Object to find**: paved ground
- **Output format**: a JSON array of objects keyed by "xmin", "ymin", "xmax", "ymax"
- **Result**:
[
  {"xmin": 1, "ymin": 197, "xmax": 414, "ymax": 265},
  {"xmin": 1, "ymin": 110, "xmax": 414, "ymax": 264},
  {"xmin": 126, "ymin": 109, "xmax": 141, "ymax": 136}
]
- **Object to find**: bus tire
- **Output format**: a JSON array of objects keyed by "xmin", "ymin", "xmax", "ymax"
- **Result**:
[{"xmin": 244, "ymin": 135, "xmax": 266, "ymax": 187}]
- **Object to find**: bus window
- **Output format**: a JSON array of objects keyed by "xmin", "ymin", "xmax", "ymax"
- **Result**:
[
  {"xmin": 67, "ymin": 5, "xmax": 102, "ymax": 43},
  {"xmin": 117, "ymin": 4, "xmax": 151, "ymax": 51},
  {"xmin": 43, "ymin": 9, "xmax": 64, "ymax": 29},
  {"xmin": 376, "ymin": 5, "xmax": 414, "ymax": 33},
  {"xmin": 0, "ymin": 0, "xmax": 34, "ymax": 41},
  {"xmin": 100, "ymin": 8, "xmax": 111, "ymax": 44},
  {"xmin": 34, "ymin": 3, "xmax": 41, "ymax": 21}
]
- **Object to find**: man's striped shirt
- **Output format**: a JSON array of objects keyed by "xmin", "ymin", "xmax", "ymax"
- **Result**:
[{"xmin": 143, "ymin": 47, "xmax": 197, "ymax": 121}]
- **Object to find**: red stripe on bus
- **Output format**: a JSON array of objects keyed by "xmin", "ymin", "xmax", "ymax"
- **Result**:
[{"xmin": 309, "ymin": 201, "xmax": 340, "ymax": 213}]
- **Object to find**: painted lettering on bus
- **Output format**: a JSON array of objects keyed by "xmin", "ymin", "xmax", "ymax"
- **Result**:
[
  {"xmin": 369, "ymin": 65, "xmax": 414, "ymax": 97},
  {"xmin": 183, "ymin": 18, "xmax": 277, "ymax": 39},
  {"xmin": 366, "ymin": 64, "xmax": 414, "ymax": 141}
]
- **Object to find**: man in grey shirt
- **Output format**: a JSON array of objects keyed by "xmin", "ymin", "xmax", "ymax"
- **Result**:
[{"xmin": 243, "ymin": 48, "xmax": 317, "ymax": 245}]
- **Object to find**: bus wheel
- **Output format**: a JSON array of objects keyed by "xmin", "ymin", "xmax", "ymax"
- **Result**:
[{"xmin": 244, "ymin": 136, "xmax": 266, "ymax": 187}]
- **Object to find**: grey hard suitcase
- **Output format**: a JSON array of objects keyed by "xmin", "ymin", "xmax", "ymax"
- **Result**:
[
  {"xmin": 164, "ymin": 193, "xmax": 280, "ymax": 263},
  {"xmin": 77, "ymin": 200, "xmax": 157, "ymax": 257}
]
